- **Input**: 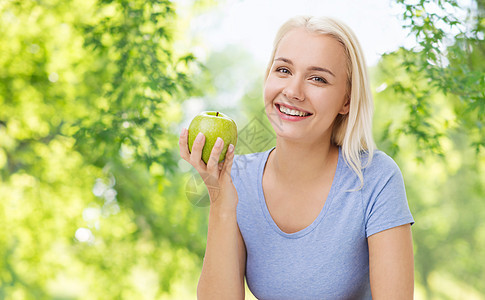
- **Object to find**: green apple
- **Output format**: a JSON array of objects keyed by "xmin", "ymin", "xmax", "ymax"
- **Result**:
[{"xmin": 188, "ymin": 111, "xmax": 237, "ymax": 164}]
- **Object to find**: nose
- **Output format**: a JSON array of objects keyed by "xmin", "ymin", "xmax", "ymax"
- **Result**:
[{"xmin": 282, "ymin": 77, "xmax": 304, "ymax": 101}]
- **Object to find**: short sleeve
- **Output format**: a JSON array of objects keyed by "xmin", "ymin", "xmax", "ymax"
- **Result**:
[{"xmin": 364, "ymin": 154, "xmax": 414, "ymax": 238}]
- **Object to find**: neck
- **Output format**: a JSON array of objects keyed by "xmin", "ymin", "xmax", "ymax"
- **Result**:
[{"xmin": 268, "ymin": 136, "xmax": 339, "ymax": 186}]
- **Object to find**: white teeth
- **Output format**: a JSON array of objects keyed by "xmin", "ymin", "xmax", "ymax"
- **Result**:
[{"xmin": 278, "ymin": 105, "xmax": 309, "ymax": 117}]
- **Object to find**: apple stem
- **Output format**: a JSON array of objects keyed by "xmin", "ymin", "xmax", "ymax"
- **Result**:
[{"xmin": 216, "ymin": 112, "xmax": 219, "ymax": 117}]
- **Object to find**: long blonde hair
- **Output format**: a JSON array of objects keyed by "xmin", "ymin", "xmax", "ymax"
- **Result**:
[{"xmin": 265, "ymin": 16, "xmax": 376, "ymax": 188}]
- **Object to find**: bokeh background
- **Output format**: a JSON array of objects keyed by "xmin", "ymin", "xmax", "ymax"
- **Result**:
[{"xmin": 0, "ymin": 0, "xmax": 484, "ymax": 299}]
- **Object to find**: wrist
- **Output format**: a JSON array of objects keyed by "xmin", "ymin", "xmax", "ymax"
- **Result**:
[{"xmin": 209, "ymin": 204, "xmax": 237, "ymax": 221}]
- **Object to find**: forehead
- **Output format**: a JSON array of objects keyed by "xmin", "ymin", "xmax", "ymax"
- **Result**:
[{"xmin": 275, "ymin": 27, "xmax": 347, "ymax": 75}]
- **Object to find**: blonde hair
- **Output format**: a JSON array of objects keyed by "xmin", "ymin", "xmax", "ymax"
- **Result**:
[{"xmin": 265, "ymin": 16, "xmax": 376, "ymax": 188}]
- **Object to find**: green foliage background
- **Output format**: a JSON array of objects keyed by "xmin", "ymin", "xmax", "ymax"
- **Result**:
[
  {"xmin": 0, "ymin": 0, "xmax": 483, "ymax": 299},
  {"xmin": 0, "ymin": 0, "xmax": 209, "ymax": 298}
]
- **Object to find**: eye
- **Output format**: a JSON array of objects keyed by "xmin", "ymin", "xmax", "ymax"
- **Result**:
[
  {"xmin": 276, "ymin": 67, "xmax": 291, "ymax": 75},
  {"xmin": 311, "ymin": 76, "xmax": 328, "ymax": 84}
]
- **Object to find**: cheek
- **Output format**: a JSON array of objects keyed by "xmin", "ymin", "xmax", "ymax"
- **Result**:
[
  {"xmin": 263, "ymin": 80, "xmax": 276, "ymax": 104},
  {"xmin": 312, "ymin": 88, "xmax": 346, "ymax": 115}
]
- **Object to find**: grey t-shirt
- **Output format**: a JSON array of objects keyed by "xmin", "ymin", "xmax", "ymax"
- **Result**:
[{"xmin": 231, "ymin": 147, "xmax": 414, "ymax": 300}]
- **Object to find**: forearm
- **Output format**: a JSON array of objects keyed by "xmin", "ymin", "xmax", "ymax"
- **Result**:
[{"xmin": 197, "ymin": 208, "xmax": 245, "ymax": 300}]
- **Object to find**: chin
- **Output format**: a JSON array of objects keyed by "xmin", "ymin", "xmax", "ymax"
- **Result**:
[{"xmin": 271, "ymin": 125, "xmax": 307, "ymax": 142}]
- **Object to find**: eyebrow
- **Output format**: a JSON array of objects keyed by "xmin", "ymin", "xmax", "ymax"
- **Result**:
[{"xmin": 274, "ymin": 57, "xmax": 335, "ymax": 77}]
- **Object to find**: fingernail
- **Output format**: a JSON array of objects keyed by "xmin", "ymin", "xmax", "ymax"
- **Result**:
[
  {"xmin": 228, "ymin": 144, "xmax": 234, "ymax": 153},
  {"xmin": 215, "ymin": 137, "xmax": 223, "ymax": 148},
  {"xmin": 182, "ymin": 128, "xmax": 188, "ymax": 136},
  {"xmin": 195, "ymin": 132, "xmax": 204, "ymax": 142}
]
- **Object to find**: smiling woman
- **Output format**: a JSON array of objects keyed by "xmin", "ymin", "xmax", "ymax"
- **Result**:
[
  {"xmin": 180, "ymin": 15, "xmax": 414, "ymax": 300},
  {"xmin": 264, "ymin": 28, "xmax": 349, "ymax": 143},
  {"xmin": 263, "ymin": 17, "xmax": 375, "ymax": 188}
]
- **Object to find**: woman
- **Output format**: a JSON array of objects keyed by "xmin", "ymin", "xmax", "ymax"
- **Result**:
[{"xmin": 180, "ymin": 16, "xmax": 414, "ymax": 300}]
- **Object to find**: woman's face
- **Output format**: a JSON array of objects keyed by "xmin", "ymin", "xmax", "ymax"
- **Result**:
[{"xmin": 264, "ymin": 27, "xmax": 349, "ymax": 145}]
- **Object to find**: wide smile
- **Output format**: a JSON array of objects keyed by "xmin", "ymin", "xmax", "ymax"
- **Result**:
[{"xmin": 274, "ymin": 103, "xmax": 313, "ymax": 121}]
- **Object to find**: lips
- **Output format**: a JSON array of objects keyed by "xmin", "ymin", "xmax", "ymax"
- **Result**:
[
  {"xmin": 273, "ymin": 103, "xmax": 313, "ymax": 122},
  {"xmin": 275, "ymin": 103, "xmax": 313, "ymax": 117}
]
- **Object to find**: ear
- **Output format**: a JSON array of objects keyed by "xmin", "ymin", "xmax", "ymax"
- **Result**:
[{"xmin": 339, "ymin": 98, "xmax": 350, "ymax": 115}]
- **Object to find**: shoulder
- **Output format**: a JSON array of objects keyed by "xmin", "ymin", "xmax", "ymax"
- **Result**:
[
  {"xmin": 339, "ymin": 149, "xmax": 406, "ymax": 194},
  {"xmin": 339, "ymin": 149, "xmax": 403, "ymax": 188},
  {"xmin": 231, "ymin": 148, "xmax": 273, "ymax": 179},
  {"xmin": 233, "ymin": 151, "xmax": 267, "ymax": 167},
  {"xmin": 359, "ymin": 149, "xmax": 407, "ymax": 199},
  {"xmin": 363, "ymin": 150, "xmax": 403, "ymax": 180}
]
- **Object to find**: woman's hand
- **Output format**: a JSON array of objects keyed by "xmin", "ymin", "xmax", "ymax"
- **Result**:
[
  {"xmin": 179, "ymin": 128, "xmax": 238, "ymax": 212},
  {"xmin": 180, "ymin": 128, "xmax": 246, "ymax": 299}
]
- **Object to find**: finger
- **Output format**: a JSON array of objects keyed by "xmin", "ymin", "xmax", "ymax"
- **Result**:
[
  {"xmin": 207, "ymin": 137, "xmax": 224, "ymax": 173},
  {"xmin": 221, "ymin": 144, "xmax": 235, "ymax": 181},
  {"xmin": 178, "ymin": 128, "xmax": 190, "ymax": 161},
  {"xmin": 189, "ymin": 132, "xmax": 206, "ymax": 168}
]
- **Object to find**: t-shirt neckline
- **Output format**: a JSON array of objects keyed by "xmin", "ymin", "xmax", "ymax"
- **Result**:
[{"xmin": 257, "ymin": 146, "xmax": 343, "ymax": 239}]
